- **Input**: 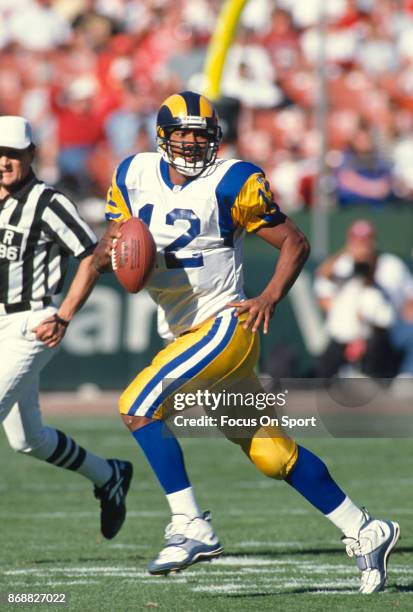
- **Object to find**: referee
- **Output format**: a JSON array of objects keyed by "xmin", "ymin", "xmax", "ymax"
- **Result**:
[{"xmin": 0, "ymin": 116, "xmax": 133, "ymax": 539}]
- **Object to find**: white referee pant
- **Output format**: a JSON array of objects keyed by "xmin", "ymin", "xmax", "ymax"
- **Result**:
[{"xmin": 0, "ymin": 304, "xmax": 58, "ymax": 455}]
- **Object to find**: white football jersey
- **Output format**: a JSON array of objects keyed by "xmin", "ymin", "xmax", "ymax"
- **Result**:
[{"xmin": 106, "ymin": 152, "xmax": 283, "ymax": 339}]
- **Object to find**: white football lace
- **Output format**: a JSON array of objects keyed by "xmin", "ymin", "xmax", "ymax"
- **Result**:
[{"xmin": 111, "ymin": 238, "xmax": 118, "ymax": 270}]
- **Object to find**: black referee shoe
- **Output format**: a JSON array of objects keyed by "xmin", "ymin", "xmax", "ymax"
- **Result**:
[{"xmin": 94, "ymin": 459, "xmax": 133, "ymax": 539}]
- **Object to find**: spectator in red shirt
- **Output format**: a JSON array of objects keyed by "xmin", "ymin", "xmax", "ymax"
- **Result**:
[
  {"xmin": 51, "ymin": 75, "xmax": 105, "ymax": 197},
  {"xmin": 257, "ymin": 8, "xmax": 301, "ymax": 76}
]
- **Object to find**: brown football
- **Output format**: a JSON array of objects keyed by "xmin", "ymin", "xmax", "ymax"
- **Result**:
[{"xmin": 112, "ymin": 218, "xmax": 156, "ymax": 293}]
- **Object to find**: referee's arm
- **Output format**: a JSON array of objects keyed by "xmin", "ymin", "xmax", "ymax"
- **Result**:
[
  {"xmin": 33, "ymin": 250, "xmax": 100, "ymax": 348},
  {"xmin": 33, "ymin": 190, "xmax": 102, "ymax": 348},
  {"xmin": 57, "ymin": 251, "xmax": 100, "ymax": 322}
]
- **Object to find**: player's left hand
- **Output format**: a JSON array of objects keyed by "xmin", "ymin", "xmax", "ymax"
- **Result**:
[
  {"xmin": 227, "ymin": 292, "xmax": 276, "ymax": 334},
  {"xmin": 32, "ymin": 313, "xmax": 69, "ymax": 348}
]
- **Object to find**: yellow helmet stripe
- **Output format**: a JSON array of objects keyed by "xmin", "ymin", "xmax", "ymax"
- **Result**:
[
  {"xmin": 199, "ymin": 95, "xmax": 214, "ymax": 118},
  {"xmin": 164, "ymin": 94, "xmax": 188, "ymax": 118}
]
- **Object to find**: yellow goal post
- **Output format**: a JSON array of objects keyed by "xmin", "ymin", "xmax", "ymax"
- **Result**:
[{"xmin": 202, "ymin": 0, "xmax": 248, "ymax": 101}]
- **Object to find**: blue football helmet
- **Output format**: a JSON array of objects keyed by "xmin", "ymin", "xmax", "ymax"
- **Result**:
[{"xmin": 156, "ymin": 91, "xmax": 222, "ymax": 177}]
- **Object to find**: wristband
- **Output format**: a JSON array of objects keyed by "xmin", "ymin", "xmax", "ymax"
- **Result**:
[{"xmin": 53, "ymin": 313, "xmax": 70, "ymax": 327}]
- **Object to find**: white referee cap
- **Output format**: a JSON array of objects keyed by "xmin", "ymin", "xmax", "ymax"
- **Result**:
[{"xmin": 0, "ymin": 116, "xmax": 33, "ymax": 149}]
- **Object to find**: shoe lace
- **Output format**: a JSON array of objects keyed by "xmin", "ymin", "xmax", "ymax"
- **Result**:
[
  {"xmin": 163, "ymin": 512, "xmax": 211, "ymax": 541},
  {"xmin": 164, "ymin": 516, "xmax": 191, "ymax": 540},
  {"xmin": 343, "ymin": 537, "xmax": 362, "ymax": 558},
  {"xmin": 342, "ymin": 507, "xmax": 371, "ymax": 558}
]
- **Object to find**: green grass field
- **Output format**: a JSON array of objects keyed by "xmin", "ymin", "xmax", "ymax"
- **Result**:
[{"xmin": 1, "ymin": 415, "xmax": 412, "ymax": 611}]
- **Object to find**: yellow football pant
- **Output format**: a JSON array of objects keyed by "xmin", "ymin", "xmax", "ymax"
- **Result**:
[{"xmin": 119, "ymin": 310, "xmax": 297, "ymax": 480}]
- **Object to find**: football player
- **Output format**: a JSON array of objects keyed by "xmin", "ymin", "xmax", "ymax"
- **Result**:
[{"xmin": 93, "ymin": 91, "xmax": 399, "ymax": 592}]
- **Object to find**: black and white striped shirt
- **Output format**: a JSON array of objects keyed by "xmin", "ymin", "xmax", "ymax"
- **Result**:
[{"xmin": 0, "ymin": 171, "xmax": 97, "ymax": 304}]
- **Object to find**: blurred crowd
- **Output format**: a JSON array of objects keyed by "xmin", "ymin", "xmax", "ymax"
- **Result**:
[{"xmin": 2, "ymin": 0, "xmax": 413, "ymax": 214}]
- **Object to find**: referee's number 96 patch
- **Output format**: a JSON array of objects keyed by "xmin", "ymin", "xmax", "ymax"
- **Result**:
[{"xmin": 0, "ymin": 226, "xmax": 24, "ymax": 261}]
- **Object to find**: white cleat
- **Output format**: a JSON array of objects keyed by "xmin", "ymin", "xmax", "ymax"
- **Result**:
[
  {"xmin": 148, "ymin": 511, "xmax": 223, "ymax": 575},
  {"xmin": 342, "ymin": 509, "xmax": 400, "ymax": 594}
]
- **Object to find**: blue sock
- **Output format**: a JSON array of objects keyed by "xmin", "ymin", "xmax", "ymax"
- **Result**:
[
  {"xmin": 285, "ymin": 445, "xmax": 346, "ymax": 514},
  {"xmin": 132, "ymin": 420, "xmax": 191, "ymax": 494}
]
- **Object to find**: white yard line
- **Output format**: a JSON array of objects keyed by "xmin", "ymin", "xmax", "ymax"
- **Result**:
[
  {"xmin": 237, "ymin": 540, "xmax": 321, "ymax": 548},
  {"xmin": 5, "ymin": 559, "xmax": 411, "ymax": 577},
  {"xmin": 3, "ymin": 553, "xmax": 410, "ymax": 599},
  {"xmin": 0, "ymin": 511, "xmax": 166, "ymax": 519}
]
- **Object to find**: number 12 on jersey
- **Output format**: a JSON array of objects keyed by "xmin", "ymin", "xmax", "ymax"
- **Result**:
[{"xmin": 138, "ymin": 204, "xmax": 204, "ymax": 269}]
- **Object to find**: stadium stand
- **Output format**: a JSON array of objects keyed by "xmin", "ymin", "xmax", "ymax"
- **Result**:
[{"xmin": 1, "ymin": 0, "xmax": 413, "ymax": 214}]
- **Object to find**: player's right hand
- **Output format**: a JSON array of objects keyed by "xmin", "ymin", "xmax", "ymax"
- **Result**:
[{"xmin": 227, "ymin": 291, "xmax": 276, "ymax": 335}]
